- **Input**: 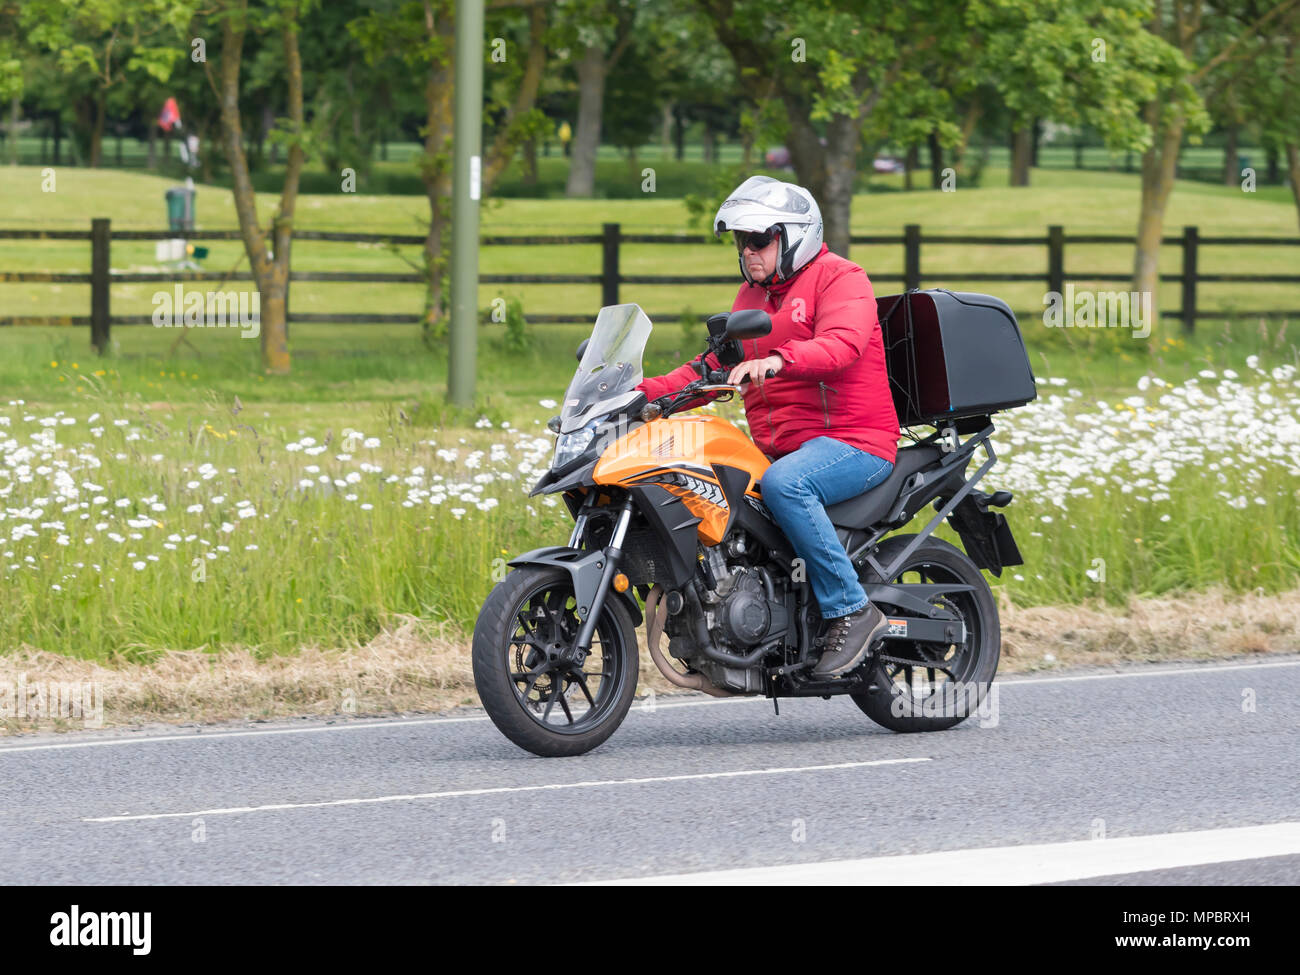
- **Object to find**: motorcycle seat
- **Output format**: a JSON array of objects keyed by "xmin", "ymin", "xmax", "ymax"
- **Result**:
[{"xmin": 823, "ymin": 444, "xmax": 946, "ymax": 529}]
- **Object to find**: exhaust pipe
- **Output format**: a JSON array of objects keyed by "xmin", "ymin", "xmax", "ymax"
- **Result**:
[{"xmin": 644, "ymin": 585, "xmax": 736, "ymax": 697}]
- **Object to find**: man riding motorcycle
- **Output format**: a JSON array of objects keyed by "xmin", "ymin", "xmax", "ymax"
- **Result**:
[{"xmin": 636, "ymin": 175, "xmax": 902, "ymax": 677}]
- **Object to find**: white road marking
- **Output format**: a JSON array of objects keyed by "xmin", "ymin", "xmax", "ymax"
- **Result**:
[
  {"xmin": 2, "ymin": 656, "xmax": 1296, "ymax": 755},
  {"xmin": 994, "ymin": 658, "xmax": 1300, "ymax": 686},
  {"xmin": 583, "ymin": 821, "xmax": 1300, "ymax": 885},
  {"xmin": 82, "ymin": 757, "xmax": 930, "ymax": 823}
]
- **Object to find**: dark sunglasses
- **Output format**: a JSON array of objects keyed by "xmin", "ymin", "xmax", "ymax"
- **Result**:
[{"xmin": 734, "ymin": 227, "xmax": 780, "ymax": 252}]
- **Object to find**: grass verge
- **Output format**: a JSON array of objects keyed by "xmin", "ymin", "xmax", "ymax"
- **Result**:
[{"xmin": 2, "ymin": 585, "xmax": 1296, "ymax": 735}]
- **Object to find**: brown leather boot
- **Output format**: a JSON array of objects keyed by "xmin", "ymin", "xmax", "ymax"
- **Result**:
[{"xmin": 812, "ymin": 604, "xmax": 889, "ymax": 678}]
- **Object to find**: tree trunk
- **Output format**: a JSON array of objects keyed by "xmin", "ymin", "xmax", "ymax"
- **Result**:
[
  {"xmin": 255, "ymin": 101, "xmax": 275, "ymax": 169},
  {"xmin": 1132, "ymin": 114, "xmax": 1186, "ymax": 336},
  {"xmin": 89, "ymin": 90, "xmax": 105, "ymax": 168},
  {"xmin": 1010, "ymin": 124, "xmax": 1031, "ymax": 186},
  {"xmin": 1286, "ymin": 143, "xmax": 1300, "ymax": 232},
  {"xmin": 928, "ymin": 129, "xmax": 943, "ymax": 188},
  {"xmin": 1075, "ymin": 138, "xmax": 1084, "ymax": 169},
  {"xmin": 216, "ymin": 4, "xmax": 302, "ymax": 375},
  {"xmin": 1222, "ymin": 124, "xmax": 1238, "ymax": 186},
  {"xmin": 481, "ymin": 2, "xmax": 547, "ymax": 197},
  {"xmin": 1266, "ymin": 145, "xmax": 1278, "ymax": 183},
  {"xmin": 198, "ymin": 118, "xmax": 214, "ymax": 183},
  {"xmin": 565, "ymin": 44, "xmax": 606, "ymax": 198},
  {"xmin": 821, "ymin": 115, "xmax": 859, "ymax": 258},
  {"xmin": 673, "ymin": 104, "xmax": 685, "ymax": 161},
  {"xmin": 522, "ymin": 135, "xmax": 538, "ymax": 187},
  {"xmin": 702, "ymin": 120, "xmax": 716, "ymax": 163},
  {"xmin": 953, "ymin": 98, "xmax": 983, "ymax": 177},
  {"xmin": 418, "ymin": 3, "xmax": 454, "ymax": 346},
  {"xmin": 660, "ymin": 101, "xmax": 673, "ymax": 160},
  {"xmin": 8, "ymin": 94, "xmax": 19, "ymax": 165}
]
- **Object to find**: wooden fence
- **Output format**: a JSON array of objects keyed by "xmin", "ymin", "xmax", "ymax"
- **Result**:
[{"xmin": 2, "ymin": 220, "xmax": 1298, "ymax": 351}]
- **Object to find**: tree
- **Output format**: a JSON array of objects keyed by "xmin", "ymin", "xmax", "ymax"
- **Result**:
[
  {"xmin": 208, "ymin": 0, "xmax": 310, "ymax": 375},
  {"xmin": 0, "ymin": 2, "xmax": 25, "ymax": 164},
  {"xmin": 555, "ymin": 0, "xmax": 640, "ymax": 198},
  {"xmin": 1128, "ymin": 0, "xmax": 1297, "ymax": 329},
  {"xmin": 698, "ymin": 0, "xmax": 967, "ymax": 256},
  {"xmin": 20, "ymin": 0, "xmax": 186, "ymax": 167},
  {"xmin": 1237, "ymin": 5, "xmax": 1300, "ymax": 228},
  {"xmin": 351, "ymin": 0, "xmax": 550, "ymax": 345}
]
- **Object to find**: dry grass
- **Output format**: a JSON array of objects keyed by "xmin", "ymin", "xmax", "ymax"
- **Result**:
[
  {"xmin": 3, "ymin": 587, "xmax": 1298, "ymax": 735},
  {"xmin": 996, "ymin": 585, "xmax": 1300, "ymax": 668}
]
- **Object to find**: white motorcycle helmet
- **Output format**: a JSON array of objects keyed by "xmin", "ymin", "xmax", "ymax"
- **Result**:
[{"xmin": 713, "ymin": 175, "xmax": 824, "ymax": 286}]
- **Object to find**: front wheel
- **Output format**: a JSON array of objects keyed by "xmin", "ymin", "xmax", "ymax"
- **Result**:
[
  {"xmin": 472, "ymin": 565, "xmax": 639, "ymax": 757},
  {"xmin": 849, "ymin": 535, "xmax": 1000, "ymax": 733}
]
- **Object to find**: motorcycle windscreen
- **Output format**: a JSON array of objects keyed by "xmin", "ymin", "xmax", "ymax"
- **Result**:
[{"xmin": 559, "ymin": 303, "xmax": 653, "ymax": 433}]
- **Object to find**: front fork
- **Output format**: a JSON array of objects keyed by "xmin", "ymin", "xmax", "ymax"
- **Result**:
[{"xmin": 572, "ymin": 498, "xmax": 634, "ymax": 653}]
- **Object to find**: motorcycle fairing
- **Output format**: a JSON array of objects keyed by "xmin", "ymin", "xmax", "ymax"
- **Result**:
[{"xmin": 593, "ymin": 415, "xmax": 771, "ymax": 546}]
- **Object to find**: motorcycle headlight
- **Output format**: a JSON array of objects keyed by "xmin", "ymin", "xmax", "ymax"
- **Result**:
[{"xmin": 553, "ymin": 421, "xmax": 598, "ymax": 470}]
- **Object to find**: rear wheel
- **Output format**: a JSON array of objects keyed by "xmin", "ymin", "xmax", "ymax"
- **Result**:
[
  {"xmin": 849, "ymin": 535, "xmax": 1000, "ymax": 732},
  {"xmin": 472, "ymin": 565, "xmax": 639, "ymax": 757}
]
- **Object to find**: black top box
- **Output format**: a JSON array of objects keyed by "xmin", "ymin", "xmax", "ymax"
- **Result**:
[{"xmin": 876, "ymin": 289, "xmax": 1037, "ymax": 428}]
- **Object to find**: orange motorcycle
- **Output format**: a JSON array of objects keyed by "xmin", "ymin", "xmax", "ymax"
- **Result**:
[{"xmin": 473, "ymin": 295, "xmax": 1037, "ymax": 756}]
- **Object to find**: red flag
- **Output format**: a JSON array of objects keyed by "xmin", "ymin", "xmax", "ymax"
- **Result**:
[{"xmin": 158, "ymin": 97, "xmax": 181, "ymax": 132}]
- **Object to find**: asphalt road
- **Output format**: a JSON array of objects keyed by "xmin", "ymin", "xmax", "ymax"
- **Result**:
[{"xmin": 2, "ymin": 655, "xmax": 1298, "ymax": 885}]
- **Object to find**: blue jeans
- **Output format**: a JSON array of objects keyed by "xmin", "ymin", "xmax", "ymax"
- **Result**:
[{"xmin": 760, "ymin": 436, "xmax": 894, "ymax": 619}]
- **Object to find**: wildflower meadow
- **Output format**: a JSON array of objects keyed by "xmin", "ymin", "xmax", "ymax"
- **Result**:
[{"xmin": 4, "ymin": 358, "xmax": 1297, "ymax": 661}]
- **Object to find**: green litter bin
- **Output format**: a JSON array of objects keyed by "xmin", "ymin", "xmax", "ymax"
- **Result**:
[{"xmin": 165, "ymin": 185, "xmax": 195, "ymax": 232}]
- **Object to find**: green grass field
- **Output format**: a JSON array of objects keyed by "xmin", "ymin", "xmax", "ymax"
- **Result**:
[{"xmin": 1, "ymin": 164, "xmax": 1298, "ymax": 660}]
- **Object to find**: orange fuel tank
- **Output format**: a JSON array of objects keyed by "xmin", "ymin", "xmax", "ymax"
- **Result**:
[{"xmin": 592, "ymin": 415, "xmax": 771, "ymax": 546}]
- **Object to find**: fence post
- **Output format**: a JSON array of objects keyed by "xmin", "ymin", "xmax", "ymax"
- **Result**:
[
  {"xmin": 1181, "ymin": 225, "xmax": 1198, "ymax": 334},
  {"xmin": 602, "ymin": 222, "xmax": 620, "ymax": 306},
  {"xmin": 1047, "ymin": 225, "xmax": 1064, "ymax": 297},
  {"xmin": 90, "ymin": 217, "xmax": 110, "ymax": 353},
  {"xmin": 903, "ymin": 224, "xmax": 921, "ymax": 290}
]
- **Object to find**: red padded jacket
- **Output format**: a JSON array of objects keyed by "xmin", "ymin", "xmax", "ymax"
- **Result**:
[{"xmin": 637, "ymin": 243, "xmax": 900, "ymax": 464}]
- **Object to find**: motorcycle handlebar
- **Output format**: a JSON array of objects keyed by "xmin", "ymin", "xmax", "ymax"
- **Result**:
[
  {"xmin": 653, "ymin": 366, "xmax": 778, "ymax": 415},
  {"xmin": 705, "ymin": 368, "xmax": 776, "ymax": 384}
]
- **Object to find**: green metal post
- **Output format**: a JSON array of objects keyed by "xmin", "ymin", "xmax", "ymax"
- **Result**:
[{"xmin": 449, "ymin": 0, "xmax": 484, "ymax": 406}]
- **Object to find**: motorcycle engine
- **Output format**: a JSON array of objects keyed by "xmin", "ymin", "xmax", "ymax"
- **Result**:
[
  {"xmin": 665, "ymin": 541, "xmax": 790, "ymax": 694},
  {"xmin": 712, "ymin": 569, "xmax": 773, "ymax": 646}
]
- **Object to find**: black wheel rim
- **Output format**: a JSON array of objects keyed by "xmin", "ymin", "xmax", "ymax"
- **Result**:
[
  {"xmin": 874, "ymin": 560, "xmax": 983, "ymax": 713},
  {"xmin": 505, "ymin": 580, "xmax": 627, "ymax": 735}
]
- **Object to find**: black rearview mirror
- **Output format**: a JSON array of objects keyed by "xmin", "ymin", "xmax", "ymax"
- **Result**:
[
  {"xmin": 575, "ymin": 338, "xmax": 589, "ymax": 363},
  {"xmin": 726, "ymin": 308, "xmax": 772, "ymax": 340},
  {"xmin": 705, "ymin": 312, "xmax": 730, "ymax": 338}
]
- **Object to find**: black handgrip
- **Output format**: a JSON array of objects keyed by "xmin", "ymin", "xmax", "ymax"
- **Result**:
[{"xmin": 703, "ymin": 367, "xmax": 777, "ymax": 385}]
